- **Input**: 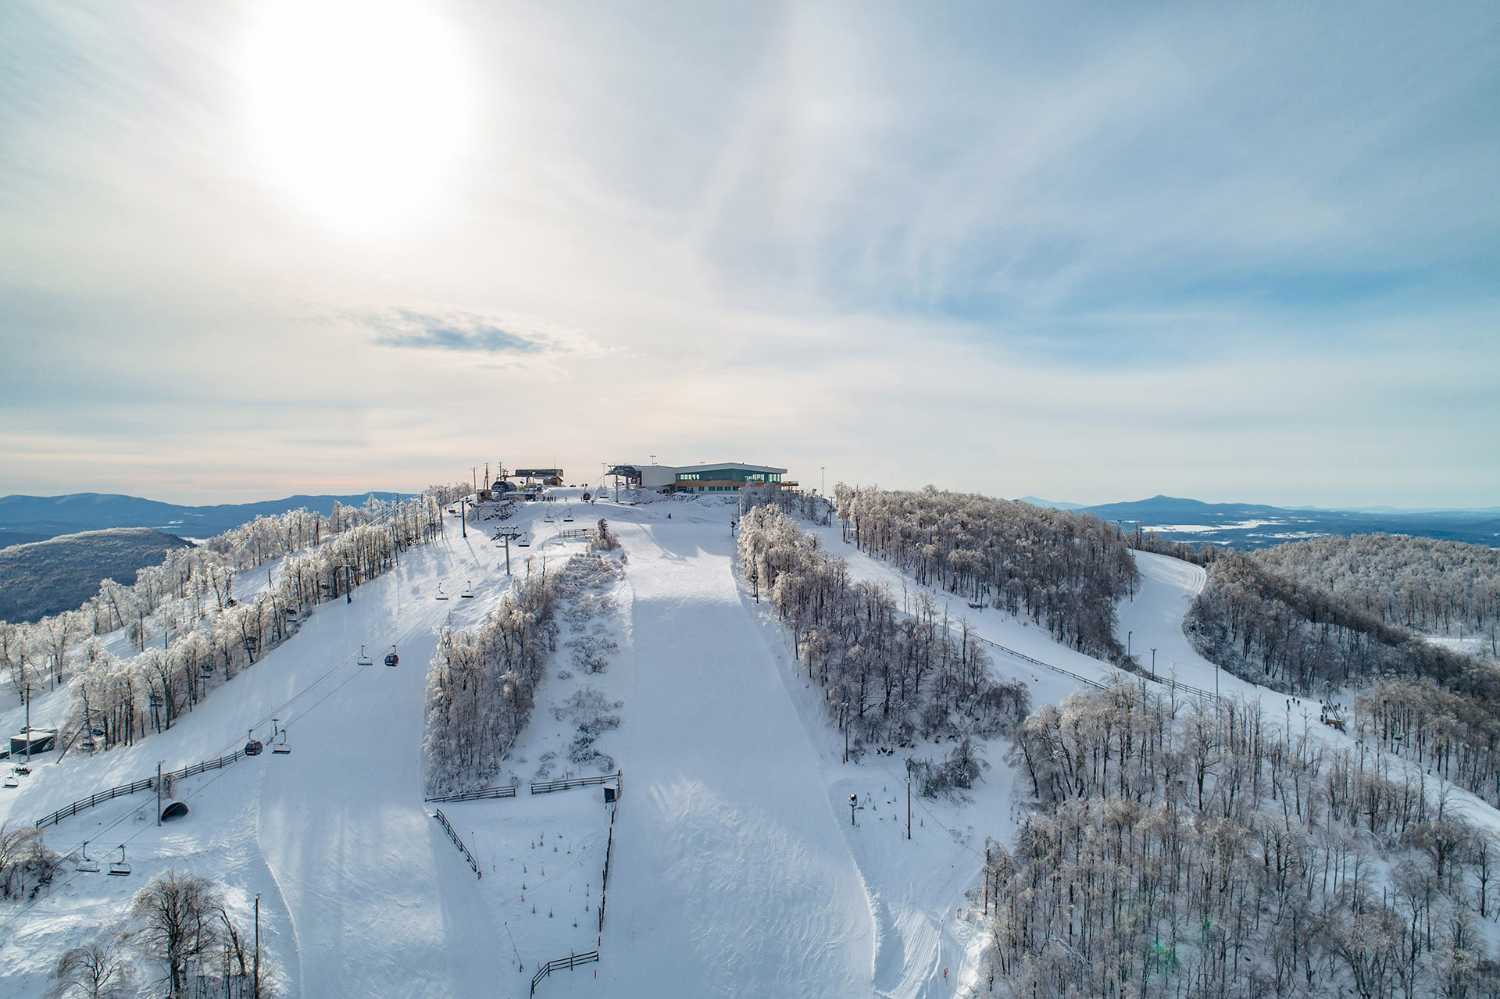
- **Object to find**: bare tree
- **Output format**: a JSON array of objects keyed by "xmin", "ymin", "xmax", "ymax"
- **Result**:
[
  {"xmin": 48, "ymin": 940, "xmax": 133, "ymax": 999},
  {"xmin": 130, "ymin": 871, "xmax": 223, "ymax": 995}
]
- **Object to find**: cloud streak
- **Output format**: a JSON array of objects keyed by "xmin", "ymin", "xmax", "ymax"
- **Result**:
[{"xmin": 370, "ymin": 311, "xmax": 548, "ymax": 355}]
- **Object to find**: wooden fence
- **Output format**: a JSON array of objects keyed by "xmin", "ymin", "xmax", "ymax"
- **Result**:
[
  {"xmin": 432, "ymin": 808, "xmax": 482, "ymax": 879},
  {"xmin": 597, "ymin": 799, "xmax": 618, "ymax": 935},
  {"xmin": 35, "ymin": 749, "xmax": 246, "ymax": 829},
  {"xmin": 424, "ymin": 784, "xmax": 517, "ymax": 803},
  {"xmin": 529, "ymin": 950, "xmax": 599, "ymax": 996},
  {"xmin": 530, "ymin": 770, "xmax": 620, "ymax": 796},
  {"xmin": 975, "ymin": 634, "xmax": 1222, "ymax": 706}
]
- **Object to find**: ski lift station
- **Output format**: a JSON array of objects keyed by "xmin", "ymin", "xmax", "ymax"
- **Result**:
[{"xmin": 605, "ymin": 462, "xmax": 790, "ymax": 494}]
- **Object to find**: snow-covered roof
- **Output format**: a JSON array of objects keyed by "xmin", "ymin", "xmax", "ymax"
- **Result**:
[{"xmin": 669, "ymin": 462, "xmax": 787, "ymax": 475}]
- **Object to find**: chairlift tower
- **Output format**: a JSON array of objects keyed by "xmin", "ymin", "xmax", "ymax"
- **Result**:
[{"xmin": 492, "ymin": 528, "xmax": 523, "ymax": 575}]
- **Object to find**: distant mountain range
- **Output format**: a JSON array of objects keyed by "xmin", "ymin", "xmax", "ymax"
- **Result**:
[
  {"xmin": 0, "ymin": 491, "xmax": 408, "ymax": 547},
  {"xmin": 0, "ymin": 528, "xmax": 193, "ymax": 623},
  {"xmin": 1021, "ymin": 495, "xmax": 1500, "ymax": 549}
]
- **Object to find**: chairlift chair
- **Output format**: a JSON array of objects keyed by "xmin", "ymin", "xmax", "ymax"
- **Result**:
[
  {"xmin": 460, "ymin": 580, "xmax": 475, "ymax": 599},
  {"xmin": 76, "ymin": 841, "xmax": 101, "ymax": 874},
  {"xmin": 357, "ymin": 644, "xmax": 373, "ymax": 667},
  {"xmin": 273, "ymin": 727, "xmax": 291, "ymax": 756},
  {"xmin": 107, "ymin": 845, "xmax": 131, "ymax": 877},
  {"xmin": 244, "ymin": 729, "xmax": 264, "ymax": 757},
  {"xmin": 435, "ymin": 582, "xmax": 450, "ymax": 601},
  {"xmin": 2, "ymin": 771, "xmax": 17, "ymax": 789},
  {"xmin": 385, "ymin": 646, "xmax": 400, "ymax": 668}
]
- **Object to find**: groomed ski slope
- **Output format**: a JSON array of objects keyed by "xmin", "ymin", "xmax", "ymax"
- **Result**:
[
  {"xmin": 0, "ymin": 519, "xmax": 541, "ymax": 996},
  {"xmin": 598, "ymin": 518, "xmax": 874, "ymax": 998}
]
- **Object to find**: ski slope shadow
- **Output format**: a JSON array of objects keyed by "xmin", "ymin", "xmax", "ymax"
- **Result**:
[{"xmin": 600, "ymin": 521, "xmax": 874, "ymax": 998}]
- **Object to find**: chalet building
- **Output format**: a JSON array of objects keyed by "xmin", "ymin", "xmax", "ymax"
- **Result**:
[{"xmin": 606, "ymin": 462, "xmax": 791, "ymax": 494}]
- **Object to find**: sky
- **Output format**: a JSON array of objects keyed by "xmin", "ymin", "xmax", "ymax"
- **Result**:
[{"xmin": 1, "ymin": 1, "xmax": 1498, "ymax": 508}]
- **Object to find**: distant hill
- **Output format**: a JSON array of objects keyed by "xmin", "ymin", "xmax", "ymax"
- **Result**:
[
  {"xmin": 1017, "ymin": 496, "xmax": 1085, "ymax": 510},
  {"xmin": 0, "ymin": 528, "xmax": 192, "ymax": 623},
  {"xmin": 0, "ymin": 491, "xmax": 408, "ymax": 544},
  {"xmin": 1078, "ymin": 495, "xmax": 1500, "ymax": 549}
]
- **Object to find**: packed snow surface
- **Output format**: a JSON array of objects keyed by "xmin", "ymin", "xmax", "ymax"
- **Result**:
[{"xmin": 12, "ymin": 498, "xmax": 1500, "ymax": 997}]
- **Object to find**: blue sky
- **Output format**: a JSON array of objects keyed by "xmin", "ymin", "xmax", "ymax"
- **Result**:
[{"xmin": 1, "ymin": 1, "xmax": 1497, "ymax": 506}]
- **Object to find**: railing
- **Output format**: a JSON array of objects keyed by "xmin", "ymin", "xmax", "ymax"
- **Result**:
[
  {"xmin": 597, "ymin": 799, "xmax": 618, "ymax": 935},
  {"xmin": 35, "ymin": 749, "xmax": 246, "ymax": 829},
  {"xmin": 432, "ymin": 808, "xmax": 482, "ymax": 879},
  {"xmin": 529, "ymin": 950, "xmax": 599, "ymax": 996},
  {"xmin": 974, "ymin": 636, "xmax": 1109, "ymax": 692},
  {"xmin": 424, "ymin": 784, "xmax": 517, "ymax": 803},
  {"xmin": 530, "ymin": 771, "xmax": 620, "ymax": 796},
  {"xmin": 975, "ymin": 635, "xmax": 1222, "ymax": 706}
]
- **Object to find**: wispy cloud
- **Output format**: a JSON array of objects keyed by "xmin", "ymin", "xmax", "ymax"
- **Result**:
[{"xmin": 371, "ymin": 311, "xmax": 547, "ymax": 355}]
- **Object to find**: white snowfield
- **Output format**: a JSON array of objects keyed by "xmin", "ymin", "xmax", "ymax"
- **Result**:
[{"xmin": 9, "ymin": 497, "xmax": 1500, "ymax": 998}]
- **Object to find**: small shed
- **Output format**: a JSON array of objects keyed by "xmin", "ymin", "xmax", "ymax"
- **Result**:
[{"xmin": 10, "ymin": 728, "xmax": 57, "ymax": 756}]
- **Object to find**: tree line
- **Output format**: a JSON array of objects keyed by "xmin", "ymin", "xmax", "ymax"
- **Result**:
[
  {"xmin": 1254, "ymin": 533, "xmax": 1500, "ymax": 653},
  {"xmin": 983, "ymin": 682, "xmax": 1500, "ymax": 999},
  {"xmin": 0, "ymin": 493, "xmax": 453, "ymax": 753},
  {"xmin": 422, "ymin": 553, "xmax": 625, "ymax": 796},
  {"xmin": 1185, "ymin": 552, "xmax": 1489, "ymax": 698},
  {"xmin": 831, "ymin": 485, "xmax": 1137, "ymax": 660},
  {"xmin": 737, "ymin": 505, "xmax": 1029, "ymax": 784}
]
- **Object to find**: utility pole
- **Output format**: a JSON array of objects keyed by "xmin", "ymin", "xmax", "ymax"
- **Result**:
[
  {"xmin": 906, "ymin": 768, "xmax": 912, "ymax": 840},
  {"xmin": 460, "ymin": 497, "xmax": 467, "ymax": 538},
  {"xmin": 984, "ymin": 844, "xmax": 991, "ymax": 915},
  {"xmin": 253, "ymin": 893, "xmax": 260, "ymax": 999}
]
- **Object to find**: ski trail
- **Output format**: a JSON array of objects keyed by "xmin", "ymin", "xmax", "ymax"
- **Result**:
[{"xmin": 600, "ymin": 520, "xmax": 874, "ymax": 998}]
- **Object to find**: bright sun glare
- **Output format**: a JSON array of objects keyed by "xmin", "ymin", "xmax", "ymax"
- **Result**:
[{"xmin": 244, "ymin": 1, "xmax": 471, "ymax": 232}]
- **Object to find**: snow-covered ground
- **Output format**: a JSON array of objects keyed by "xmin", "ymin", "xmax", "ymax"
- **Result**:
[{"xmin": 11, "ymin": 494, "xmax": 1500, "ymax": 997}]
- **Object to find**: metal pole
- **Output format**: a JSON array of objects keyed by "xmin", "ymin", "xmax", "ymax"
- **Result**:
[
  {"xmin": 253, "ymin": 893, "xmax": 260, "ymax": 999},
  {"xmin": 157, "ymin": 761, "xmax": 162, "ymax": 826},
  {"xmin": 23, "ymin": 682, "xmax": 31, "ymax": 764},
  {"xmin": 906, "ymin": 770, "xmax": 912, "ymax": 840},
  {"xmin": 1151, "ymin": 648, "xmax": 1157, "ymax": 679}
]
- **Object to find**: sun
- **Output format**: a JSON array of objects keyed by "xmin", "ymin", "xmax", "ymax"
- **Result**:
[{"xmin": 242, "ymin": 0, "xmax": 472, "ymax": 232}]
